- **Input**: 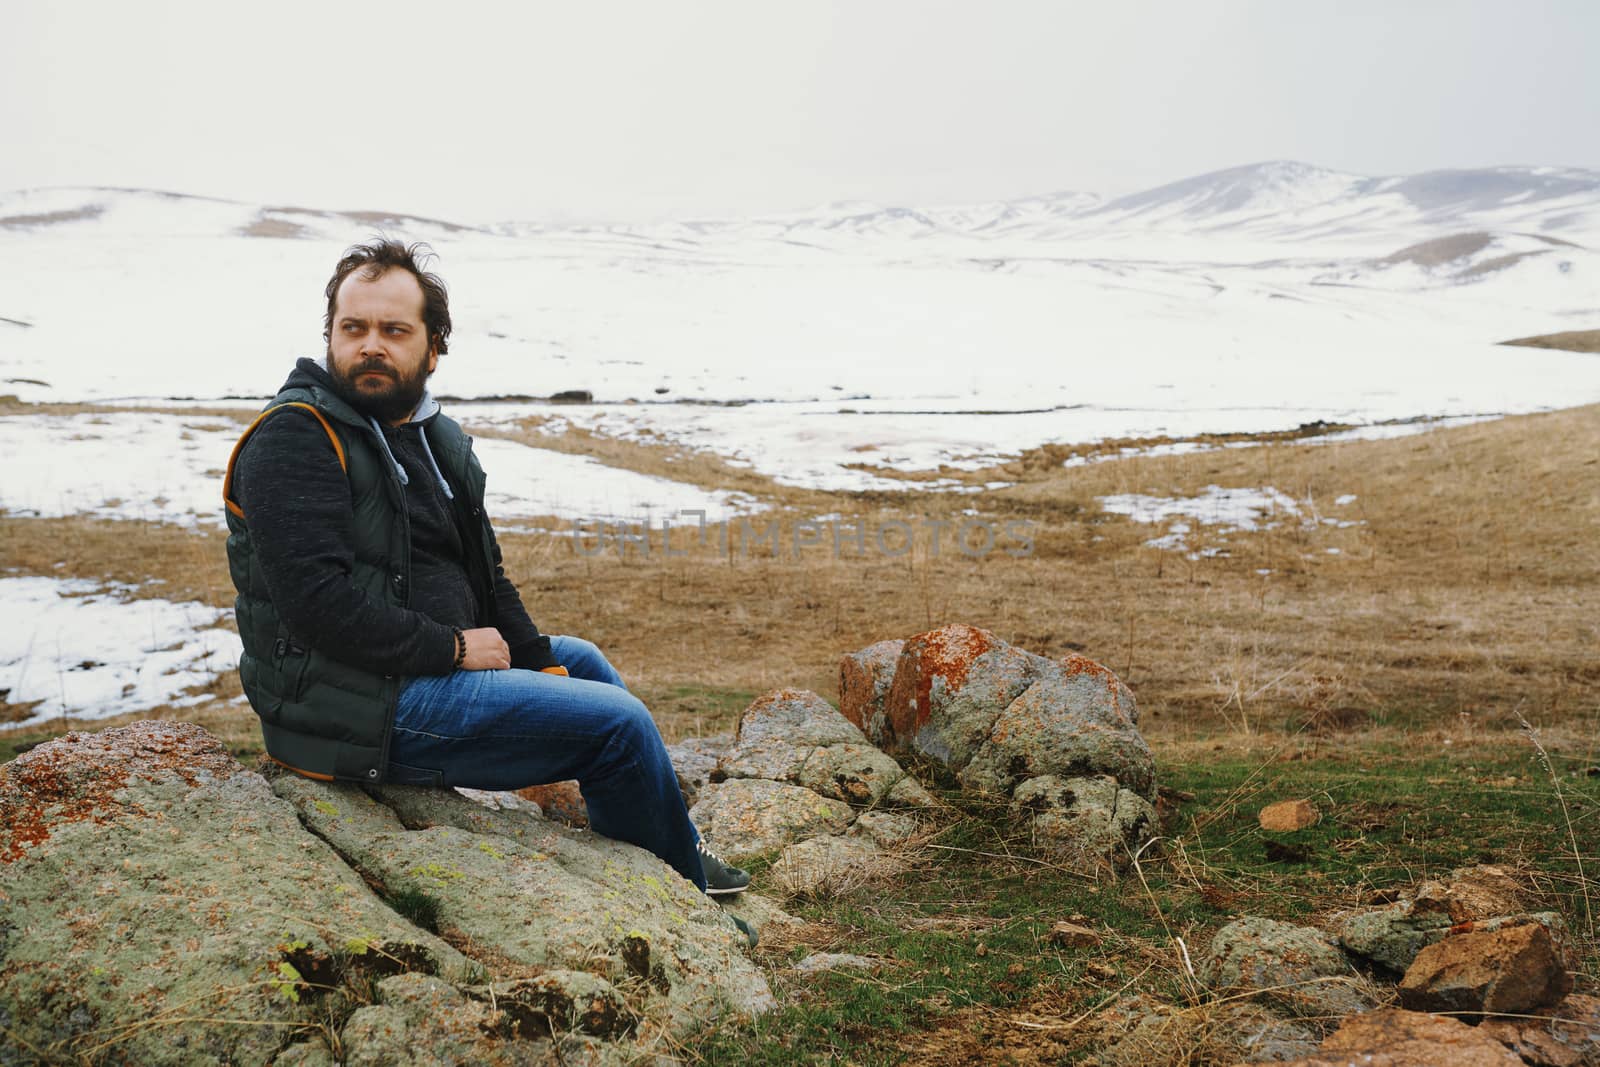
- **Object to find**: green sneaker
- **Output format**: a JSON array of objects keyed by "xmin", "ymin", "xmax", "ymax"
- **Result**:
[{"xmin": 698, "ymin": 839, "xmax": 751, "ymax": 897}]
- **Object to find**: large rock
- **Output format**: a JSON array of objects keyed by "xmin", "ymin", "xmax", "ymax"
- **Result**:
[
  {"xmin": 276, "ymin": 971, "xmax": 641, "ymax": 1066},
  {"xmin": 1201, "ymin": 916, "xmax": 1373, "ymax": 1018},
  {"xmin": 0, "ymin": 722, "xmax": 473, "ymax": 1067},
  {"xmin": 880, "ymin": 624, "xmax": 1054, "ymax": 769},
  {"xmin": 958, "ymin": 658, "xmax": 1152, "ymax": 798},
  {"xmin": 839, "ymin": 626, "xmax": 1157, "ymax": 868},
  {"xmin": 1262, "ymin": 1008, "xmax": 1526, "ymax": 1066},
  {"xmin": 0, "ymin": 721, "xmax": 773, "ymax": 1067},
  {"xmin": 1397, "ymin": 922, "xmax": 1572, "ymax": 1016},
  {"xmin": 273, "ymin": 774, "xmax": 774, "ymax": 1038}
]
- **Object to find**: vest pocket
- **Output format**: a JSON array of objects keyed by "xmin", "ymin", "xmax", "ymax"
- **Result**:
[{"xmin": 273, "ymin": 635, "xmax": 312, "ymax": 702}]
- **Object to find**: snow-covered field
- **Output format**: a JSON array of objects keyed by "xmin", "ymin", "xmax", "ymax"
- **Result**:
[{"xmin": 3, "ymin": 161, "xmax": 1599, "ymax": 723}]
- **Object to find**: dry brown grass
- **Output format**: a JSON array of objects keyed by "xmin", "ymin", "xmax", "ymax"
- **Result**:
[
  {"xmin": 1502, "ymin": 328, "xmax": 1600, "ymax": 354},
  {"xmin": 3, "ymin": 402, "xmax": 1597, "ymax": 755}
]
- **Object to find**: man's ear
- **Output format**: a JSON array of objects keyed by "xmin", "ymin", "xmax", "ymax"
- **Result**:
[{"xmin": 427, "ymin": 339, "xmax": 440, "ymax": 374}]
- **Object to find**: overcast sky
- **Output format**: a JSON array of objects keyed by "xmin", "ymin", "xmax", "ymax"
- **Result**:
[{"xmin": 5, "ymin": 0, "xmax": 1597, "ymax": 223}]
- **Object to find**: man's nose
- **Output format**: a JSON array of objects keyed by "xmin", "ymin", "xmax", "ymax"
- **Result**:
[{"xmin": 360, "ymin": 330, "xmax": 387, "ymax": 356}]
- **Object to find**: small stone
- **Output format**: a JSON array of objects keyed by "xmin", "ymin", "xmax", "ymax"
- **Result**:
[
  {"xmin": 1258, "ymin": 799, "xmax": 1320, "ymax": 831},
  {"xmin": 1398, "ymin": 922, "xmax": 1572, "ymax": 1016},
  {"xmin": 1086, "ymin": 962, "xmax": 1118, "ymax": 980},
  {"xmin": 1048, "ymin": 921, "xmax": 1102, "ymax": 949},
  {"xmin": 975, "ymin": 943, "xmax": 989, "ymax": 957},
  {"xmin": 793, "ymin": 952, "xmax": 879, "ymax": 975}
]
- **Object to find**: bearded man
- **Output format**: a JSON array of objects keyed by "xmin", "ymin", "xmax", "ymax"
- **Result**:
[{"xmin": 223, "ymin": 240, "xmax": 750, "ymax": 929}]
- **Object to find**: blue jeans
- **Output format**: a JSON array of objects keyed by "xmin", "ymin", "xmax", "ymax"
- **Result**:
[{"xmin": 387, "ymin": 636, "xmax": 705, "ymax": 892}]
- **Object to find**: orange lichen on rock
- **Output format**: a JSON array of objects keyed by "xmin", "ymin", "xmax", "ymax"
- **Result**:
[
  {"xmin": 0, "ymin": 721, "xmax": 239, "ymax": 864},
  {"xmin": 883, "ymin": 624, "xmax": 998, "ymax": 742}
]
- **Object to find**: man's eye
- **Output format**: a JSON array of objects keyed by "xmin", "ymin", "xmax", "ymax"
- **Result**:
[
  {"xmin": 341, "ymin": 323, "xmax": 361, "ymax": 333},
  {"xmin": 385, "ymin": 326, "xmax": 407, "ymax": 336}
]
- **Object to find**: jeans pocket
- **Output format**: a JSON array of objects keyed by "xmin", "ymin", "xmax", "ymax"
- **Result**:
[{"xmin": 385, "ymin": 760, "xmax": 445, "ymax": 787}]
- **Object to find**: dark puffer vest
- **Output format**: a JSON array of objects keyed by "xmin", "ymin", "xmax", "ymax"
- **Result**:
[{"xmin": 223, "ymin": 371, "xmax": 495, "ymax": 783}]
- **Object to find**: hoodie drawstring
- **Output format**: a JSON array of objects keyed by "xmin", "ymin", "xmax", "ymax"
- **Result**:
[
  {"xmin": 366, "ymin": 417, "xmax": 410, "ymax": 486},
  {"xmin": 417, "ymin": 427, "xmax": 455, "ymax": 501}
]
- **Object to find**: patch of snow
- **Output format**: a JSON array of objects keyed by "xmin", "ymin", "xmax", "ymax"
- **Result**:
[
  {"xmin": 0, "ymin": 577, "xmax": 238, "ymax": 729},
  {"xmin": 0, "ymin": 412, "xmax": 244, "ymax": 527},
  {"xmin": 1104, "ymin": 484, "xmax": 1365, "ymax": 557}
]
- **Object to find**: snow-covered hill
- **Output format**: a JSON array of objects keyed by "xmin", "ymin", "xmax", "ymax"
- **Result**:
[{"xmin": 1, "ymin": 163, "xmax": 1597, "ymax": 477}]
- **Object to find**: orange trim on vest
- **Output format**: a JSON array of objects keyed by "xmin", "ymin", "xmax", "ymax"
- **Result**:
[
  {"xmin": 269, "ymin": 755, "xmax": 337, "ymax": 782},
  {"xmin": 223, "ymin": 402, "xmax": 348, "ymax": 518}
]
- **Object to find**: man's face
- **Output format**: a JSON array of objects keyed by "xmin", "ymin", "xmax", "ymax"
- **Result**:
[{"xmin": 325, "ymin": 269, "xmax": 438, "ymax": 424}]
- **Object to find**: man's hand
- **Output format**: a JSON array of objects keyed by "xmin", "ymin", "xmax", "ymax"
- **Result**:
[{"xmin": 461, "ymin": 627, "xmax": 510, "ymax": 670}]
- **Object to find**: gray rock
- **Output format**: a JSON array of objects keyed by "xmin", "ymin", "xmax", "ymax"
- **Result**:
[
  {"xmin": 273, "ymin": 775, "xmax": 775, "ymax": 1037},
  {"xmin": 732, "ymin": 689, "xmax": 863, "ymax": 748},
  {"xmin": 716, "ymin": 691, "xmax": 920, "ymax": 809},
  {"xmin": 664, "ymin": 733, "xmax": 732, "ymax": 807},
  {"xmin": 768, "ymin": 834, "xmax": 895, "ymax": 899},
  {"xmin": 0, "ymin": 722, "xmax": 473, "ymax": 1067},
  {"xmin": 847, "ymin": 810, "xmax": 925, "ymax": 848},
  {"xmin": 1008, "ymin": 775, "xmax": 1157, "ymax": 872},
  {"xmin": 1215, "ymin": 1003, "xmax": 1323, "ymax": 1063},
  {"xmin": 688, "ymin": 779, "xmax": 854, "ymax": 861},
  {"xmin": 958, "ymin": 662, "xmax": 1154, "ymax": 799},
  {"xmin": 1201, "ymin": 916, "xmax": 1374, "ymax": 1018}
]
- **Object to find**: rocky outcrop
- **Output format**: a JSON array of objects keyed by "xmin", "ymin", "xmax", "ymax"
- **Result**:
[
  {"xmin": 838, "ymin": 624, "xmax": 1156, "ymax": 870},
  {"xmin": 0, "ymin": 721, "xmax": 772, "ymax": 1066},
  {"xmin": 689, "ymin": 689, "xmax": 937, "ymax": 865}
]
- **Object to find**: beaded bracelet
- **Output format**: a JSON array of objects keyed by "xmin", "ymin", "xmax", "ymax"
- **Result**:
[{"xmin": 452, "ymin": 628, "xmax": 466, "ymax": 669}]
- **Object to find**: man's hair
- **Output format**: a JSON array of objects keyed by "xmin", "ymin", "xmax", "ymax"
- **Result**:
[{"xmin": 322, "ymin": 239, "xmax": 452, "ymax": 355}]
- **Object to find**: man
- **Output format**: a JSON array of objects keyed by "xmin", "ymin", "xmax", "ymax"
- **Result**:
[{"xmin": 223, "ymin": 239, "xmax": 750, "ymax": 924}]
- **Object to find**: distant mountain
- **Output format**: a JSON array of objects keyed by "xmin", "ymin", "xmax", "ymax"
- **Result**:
[{"xmin": 5, "ymin": 163, "xmax": 1598, "ymax": 253}]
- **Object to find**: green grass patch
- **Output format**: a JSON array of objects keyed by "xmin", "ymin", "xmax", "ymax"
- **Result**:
[{"xmin": 690, "ymin": 735, "xmax": 1600, "ymax": 1065}]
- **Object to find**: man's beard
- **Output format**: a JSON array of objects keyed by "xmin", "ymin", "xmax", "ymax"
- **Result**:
[{"xmin": 326, "ymin": 350, "xmax": 430, "ymax": 424}]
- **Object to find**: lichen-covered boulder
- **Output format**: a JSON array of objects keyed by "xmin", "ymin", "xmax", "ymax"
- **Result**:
[
  {"xmin": 1200, "ymin": 916, "xmax": 1373, "ymax": 1017},
  {"xmin": 0, "ymin": 722, "xmax": 473, "ymax": 1067},
  {"xmin": 838, "ymin": 638, "xmax": 905, "ymax": 742},
  {"xmin": 272, "ymin": 774, "xmax": 774, "ymax": 1039},
  {"xmin": 689, "ymin": 778, "xmax": 854, "ymax": 861},
  {"xmin": 1009, "ymin": 775, "xmax": 1157, "ymax": 873},
  {"xmin": 880, "ymin": 624, "xmax": 1053, "ymax": 770},
  {"xmin": 838, "ymin": 626, "xmax": 1157, "ymax": 870},
  {"xmin": 958, "ymin": 659, "xmax": 1153, "ymax": 799},
  {"xmin": 1397, "ymin": 922, "xmax": 1572, "ymax": 1016}
]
